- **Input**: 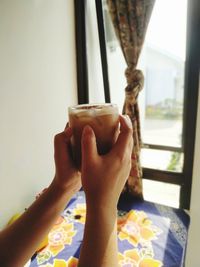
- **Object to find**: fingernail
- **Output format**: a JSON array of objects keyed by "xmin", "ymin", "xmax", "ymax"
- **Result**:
[
  {"xmin": 82, "ymin": 125, "xmax": 94, "ymax": 137},
  {"xmin": 64, "ymin": 122, "xmax": 69, "ymax": 131},
  {"xmin": 64, "ymin": 126, "xmax": 72, "ymax": 135},
  {"xmin": 125, "ymin": 114, "xmax": 130, "ymax": 120},
  {"xmin": 124, "ymin": 115, "xmax": 132, "ymax": 128}
]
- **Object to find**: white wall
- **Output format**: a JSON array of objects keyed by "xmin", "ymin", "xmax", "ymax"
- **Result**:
[
  {"xmin": 0, "ymin": 0, "xmax": 77, "ymax": 228},
  {"xmin": 0, "ymin": 1, "xmax": 199, "ymax": 265},
  {"xmin": 186, "ymin": 77, "xmax": 200, "ymax": 267}
]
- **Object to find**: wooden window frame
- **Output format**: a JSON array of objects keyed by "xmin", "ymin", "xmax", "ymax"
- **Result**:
[{"xmin": 74, "ymin": 0, "xmax": 200, "ymax": 209}]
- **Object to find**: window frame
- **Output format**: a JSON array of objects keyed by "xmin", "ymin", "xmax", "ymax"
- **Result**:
[{"xmin": 74, "ymin": 0, "xmax": 200, "ymax": 209}]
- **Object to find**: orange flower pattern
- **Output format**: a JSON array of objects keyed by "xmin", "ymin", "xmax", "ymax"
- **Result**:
[
  {"xmin": 39, "ymin": 257, "xmax": 78, "ymax": 267},
  {"xmin": 29, "ymin": 192, "xmax": 188, "ymax": 267},
  {"xmin": 118, "ymin": 249, "xmax": 163, "ymax": 267},
  {"xmin": 63, "ymin": 203, "xmax": 86, "ymax": 225},
  {"xmin": 36, "ymin": 216, "xmax": 76, "ymax": 265},
  {"xmin": 118, "ymin": 210, "xmax": 162, "ymax": 247},
  {"xmin": 71, "ymin": 203, "xmax": 86, "ymax": 224},
  {"xmin": 36, "ymin": 208, "xmax": 162, "ymax": 265}
]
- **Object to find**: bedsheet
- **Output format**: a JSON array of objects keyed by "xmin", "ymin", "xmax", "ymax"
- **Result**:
[{"xmin": 29, "ymin": 191, "xmax": 190, "ymax": 267}]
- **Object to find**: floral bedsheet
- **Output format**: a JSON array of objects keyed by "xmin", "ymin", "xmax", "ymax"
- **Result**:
[{"xmin": 29, "ymin": 191, "xmax": 190, "ymax": 267}]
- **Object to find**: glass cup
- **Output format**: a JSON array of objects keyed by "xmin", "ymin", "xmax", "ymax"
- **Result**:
[{"xmin": 68, "ymin": 103, "xmax": 119, "ymax": 169}]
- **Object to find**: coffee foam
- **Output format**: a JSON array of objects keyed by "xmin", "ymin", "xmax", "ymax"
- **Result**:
[{"xmin": 69, "ymin": 104, "xmax": 118, "ymax": 117}]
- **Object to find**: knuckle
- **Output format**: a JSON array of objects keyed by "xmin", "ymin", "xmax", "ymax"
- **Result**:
[
  {"xmin": 129, "ymin": 137, "xmax": 134, "ymax": 150},
  {"xmin": 114, "ymin": 153, "xmax": 123, "ymax": 165},
  {"xmin": 117, "ymin": 151, "xmax": 130, "ymax": 165},
  {"xmin": 127, "ymin": 127, "xmax": 133, "ymax": 136},
  {"xmin": 54, "ymin": 134, "xmax": 59, "ymax": 145},
  {"xmin": 54, "ymin": 133, "xmax": 64, "ymax": 143}
]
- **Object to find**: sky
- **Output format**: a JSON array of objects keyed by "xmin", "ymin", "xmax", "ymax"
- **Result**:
[{"xmin": 146, "ymin": 0, "xmax": 187, "ymax": 60}]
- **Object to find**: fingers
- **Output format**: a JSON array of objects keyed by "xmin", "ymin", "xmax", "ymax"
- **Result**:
[
  {"xmin": 54, "ymin": 127, "xmax": 72, "ymax": 162},
  {"xmin": 64, "ymin": 122, "xmax": 69, "ymax": 131},
  {"xmin": 64, "ymin": 126, "xmax": 72, "ymax": 140},
  {"xmin": 111, "ymin": 115, "xmax": 133, "ymax": 158},
  {"xmin": 81, "ymin": 125, "xmax": 98, "ymax": 169}
]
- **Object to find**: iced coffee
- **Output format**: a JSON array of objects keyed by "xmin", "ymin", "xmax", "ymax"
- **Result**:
[{"xmin": 68, "ymin": 103, "xmax": 119, "ymax": 168}]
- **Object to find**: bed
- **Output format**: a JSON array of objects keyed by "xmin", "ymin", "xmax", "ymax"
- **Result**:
[{"xmin": 29, "ymin": 191, "xmax": 190, "ymax": 267}]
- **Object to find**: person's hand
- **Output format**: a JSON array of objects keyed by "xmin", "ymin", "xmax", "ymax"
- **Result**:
[
  {"xmin": 53, "ymin": 125, "xmax": 81, "ymax": 194},
  {"xmin": 81, "ymin": 115, "xmax": 133, "ymax": 212}
]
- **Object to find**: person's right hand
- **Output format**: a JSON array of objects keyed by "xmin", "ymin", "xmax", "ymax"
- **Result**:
[{"xmin": 81, "ymin": 115, "xmax": 133, "ymax": 212}]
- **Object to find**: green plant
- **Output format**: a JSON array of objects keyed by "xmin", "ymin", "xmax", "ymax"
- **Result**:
[{"xmin": 167, "ymin": 152, "xmax": 181, "ymax": 171}]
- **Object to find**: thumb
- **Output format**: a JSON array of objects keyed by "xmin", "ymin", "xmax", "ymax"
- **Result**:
[{"xmin": 81, "ymin": 125, "xmax": 98, "ymax": 169}]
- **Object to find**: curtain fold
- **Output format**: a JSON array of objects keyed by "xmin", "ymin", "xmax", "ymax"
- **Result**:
[{"xmin": 107, "ymin": 0, "xmax": 155, "ymax": 198}]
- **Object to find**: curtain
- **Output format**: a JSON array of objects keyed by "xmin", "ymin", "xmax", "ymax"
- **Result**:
[{"xmin": 107, "ymin": 0, "xmax": 155, "ymax": 199}]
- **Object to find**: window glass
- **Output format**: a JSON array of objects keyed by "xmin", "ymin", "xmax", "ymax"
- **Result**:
[
  {"xmin": 102, "ymin": 0, "xmax": 187, "ymax": 172},
  {"xmin": 139, "ymin": 0, "xmax": 187, "ymax": 148},
  {"xmin": 141, "ymin": 148, "xmax": 183, "ymax": 172},
  {"xmin": 86, "ymin": 0, "xmax": 105, "ymax": 103},
  {"xmin": 143, "ymin": 179, "xmax": 180, "ymax": 208},
  {"xmin": 103, "ymin": 0, "xmax": 126, "ymax": 111}
]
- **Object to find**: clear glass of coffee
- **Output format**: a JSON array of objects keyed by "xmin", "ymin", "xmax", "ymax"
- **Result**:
[{"xmin": 68, "ymin": 103, "xmax": 119, "ymax": 169}]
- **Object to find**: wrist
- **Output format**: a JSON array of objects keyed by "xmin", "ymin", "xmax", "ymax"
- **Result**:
[
  {"xmin": 49, "ymin": 179, "xmax": 76, "ymax": 200},
  {"xmin": 86, "ymin": 201, "xmax": 117, "ymax": 221}
]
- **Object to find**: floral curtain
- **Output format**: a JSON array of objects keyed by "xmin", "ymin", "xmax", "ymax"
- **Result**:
[{"xmin": 107, "ymin": 0, "xmax": 155, "ymax": 199}]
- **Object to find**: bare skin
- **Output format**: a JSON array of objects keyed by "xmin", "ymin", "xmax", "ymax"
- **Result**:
[
  {"xmin": 0, "ymin": 127, "xmax": 81, "ymax": 267},
  {"xmin": 0, "ymin": 115, "xmax": 133, "ymax": 267},
  {"xmin": 78, "ymin": 115, "xmax": 133, "ymax": 267}
]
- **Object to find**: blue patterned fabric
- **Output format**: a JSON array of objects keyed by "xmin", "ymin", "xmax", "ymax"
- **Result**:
[{"xmin": 29, "ymin": 191, "xmax": 189, "ymax": 267}]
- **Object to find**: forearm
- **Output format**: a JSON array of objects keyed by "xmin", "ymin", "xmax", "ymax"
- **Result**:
[
  {"xmin": 78, "ymin": 205, "xmax": 119, "ymax": 267},
  {"xmin": 0, "ymin": 180, "xmax": 74, "ymax": 267}
]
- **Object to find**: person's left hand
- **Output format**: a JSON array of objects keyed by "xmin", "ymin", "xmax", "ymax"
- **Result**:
[{"xmin": 53, "ymin": 125, "xmax": 81, "ymax": 194}]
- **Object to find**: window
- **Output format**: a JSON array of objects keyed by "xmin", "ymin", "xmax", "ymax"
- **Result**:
[{"xmin": 74, "ymin": 0, "xmax": 199, "ymax": 209}]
